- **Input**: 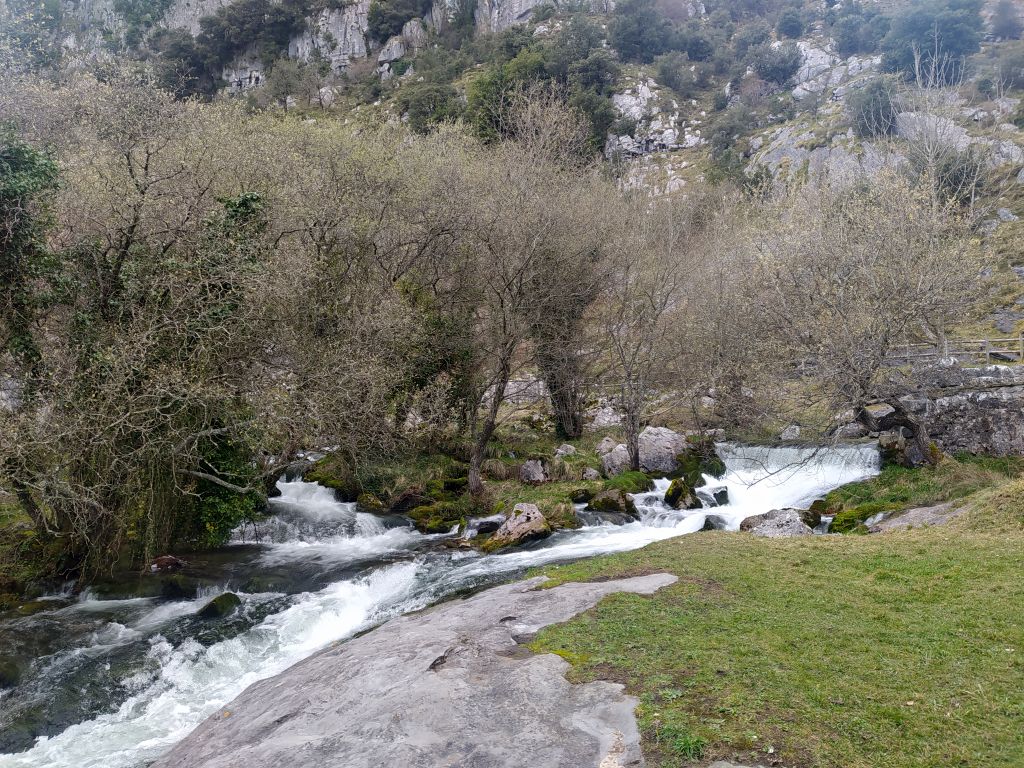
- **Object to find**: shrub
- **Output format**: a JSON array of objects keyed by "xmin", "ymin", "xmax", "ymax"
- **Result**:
[
  {"xmin": 845, "ymin": 76, "xmax": 899, "ymax": 137},
  {"xmin": 396, "ymin": 82, "xmax": 463, "ymax": 133},
  {"xmin": 655, "ymin": 51, "xmax": 696, "ymax": 97},
  {"xmin": 368, "ymin": 0, "xmax": 431, "ymax": 42},
  {"xmin": 992, "ymin": 0, "xmax": 1023, "ymax": 40},
  {"xmin": 749, "ymin": 41, "xmax": 802, "ymax": 85},
  {"xmin": 609, "ymin": 0, "xmax": 679, "ymax": 63},
  {"xmin": 880, "ymin": 0, "xmax": 984, "ymax": 77},
  {"xmin": 776, "ymin": 8, "xmax": 804, "ymax": 39}
]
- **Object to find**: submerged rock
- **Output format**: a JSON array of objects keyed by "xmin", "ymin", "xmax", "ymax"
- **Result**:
[
  {"xmin": 0, "ymin": 657, "xmax": 22, "ymax": 689},
  {"xmin": 152, "ymin": 573, "xmax": 678, "ymax": 768},
  {"xmin": 482, "ymin": 504, "xmax": 550, "ymax": 551},
  {"xmin": 198, "ymin": 593, "xmax": 242, "ymax": 620}
]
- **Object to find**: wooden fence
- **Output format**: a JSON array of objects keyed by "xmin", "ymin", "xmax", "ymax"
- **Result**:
[{"xmin": 889, "ymin": 334, "xmax": 1024, "ymax": 365}]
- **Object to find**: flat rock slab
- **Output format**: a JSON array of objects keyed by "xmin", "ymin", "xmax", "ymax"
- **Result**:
[
  {"xmin": 869, "ymin": 502, "xmax": 963, "ymax": 532},
  {"xmin": 154, "ymin": 573, "xmax": 678, "ymax": 768}
]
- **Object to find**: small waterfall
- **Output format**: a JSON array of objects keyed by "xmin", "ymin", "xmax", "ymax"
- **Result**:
[{"xmin": 0, "ymin": 445, "xmax": 880, "ymax": 768}]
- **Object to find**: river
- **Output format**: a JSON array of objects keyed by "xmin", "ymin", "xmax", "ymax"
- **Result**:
[{"xmin": 0, "ymin": 443, "xmax": 879, "ymax": 768}]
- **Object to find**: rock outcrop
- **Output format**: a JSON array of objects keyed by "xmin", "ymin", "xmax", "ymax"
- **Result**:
[{"xmin": 153, "ymin": 573, "xmax": 678, "ymax": 768}]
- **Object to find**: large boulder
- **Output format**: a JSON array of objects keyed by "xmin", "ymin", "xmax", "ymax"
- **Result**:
[
  {"xmin": 600, "ymin": 444, "xmax": 631, "ymax": 476},
  {"xmin": 739, "ymin": 509, "xmax": 813, "ymax": 537},
  {"xmin": 519, "ymin": 459, "xmax": 548, "ymax": 485},
  {"xmin": 482, "ymin": 504, "xmax": 551, "ymax": 551},
  {"xmin": 637, "ymin": 426, "xmax": 686, "ymax": 473},
  {"xmin": 596, "ymin": 436, "xmax": 619, "ymax": 455}
]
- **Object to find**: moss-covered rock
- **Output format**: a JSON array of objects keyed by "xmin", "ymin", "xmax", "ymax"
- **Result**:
[
  {"xmin": 544, "ymin": 502, "xmax": 581, "ymax": 531},
  {"xmin": 586, "ymin": 490, "xmax": 639, "ymax": 518},
  {"xmin": 388, "ymin": 487, "xmax": 432, "ymax": 516},
  {"xmin": 356, "ymin": 493, "xmax": 386, "ymax": 514},
  {"xmin": 198, "ymin": 592, "xmax": 242, "ymax": 620},
  {"xmin": 407, "ymin": 502, "xmax": 464, "ymax": 534},
  {"xmin": 830, "ymin": 501, "xmax": 899, "ymax": 534},
  {"xmin": 664, "ymin": 478, "xmax": 702, "ymax": 510},
  {"xmin": 481, "ymin": 503, "xmax": 551, "ymax": 552},
  {"xmin": 304, "ymin": 459, "xmax": 362, "ymax": 502},
  {"xmin": 603, "ymin": 471, "xmax": 653, "ymax": 494},
  {"xmin": 569, "ymin": 488, "xmax": 595, "ymax": 504}
]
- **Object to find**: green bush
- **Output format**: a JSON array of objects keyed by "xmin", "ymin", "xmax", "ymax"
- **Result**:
[
  {"xmin": 845, "ymin": 76, "xmax": 899, "ymax": 137},
  {"xmin": 776, "ymin": 8, "xmax": 804, "ymax": 38},
  {"xmin": 368, "ymin": 0, "xmax": 432, "ymax": 42},
  {"xmin": 749, "ymin": 41, "xmax": 802, "ymax": 85},
  {"xmin": 609, "ymin": 0, "xmax": 680, "ymax": 63},
  {"xmin": 880, "ymin": 0, "xmax": 983, "ymax": 77},
  {"xmin": 396, "ymin": 82, "xmax": 463, "ymax": 133}
]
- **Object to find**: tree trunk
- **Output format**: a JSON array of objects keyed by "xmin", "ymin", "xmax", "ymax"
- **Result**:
[
  {"xmin": 622, "ymin": 394, "xmax": 641, "ymax": 472},
  {"xmin": 468, "ymin": 363, "xmax": 513, "ymax": 496}
]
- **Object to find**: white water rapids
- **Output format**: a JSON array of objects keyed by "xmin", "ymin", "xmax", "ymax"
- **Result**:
[{"xmin": 0, "ymin": 443, "xmax": 879, "ymax": 768}]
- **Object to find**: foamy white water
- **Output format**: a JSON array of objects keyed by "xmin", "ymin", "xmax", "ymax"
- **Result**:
[{"xmin": 0, "ymin": 443, "xmax": 878, "ymax": 768}]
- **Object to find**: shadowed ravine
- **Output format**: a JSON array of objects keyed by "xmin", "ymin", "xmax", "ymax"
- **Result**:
[{"xmin": 0, "ymin": 444, "xmax": 879, "ymax": 768}]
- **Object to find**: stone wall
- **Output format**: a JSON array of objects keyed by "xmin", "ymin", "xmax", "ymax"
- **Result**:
[{"xmin": 912, "ymin": 365, "xmax": 1024, "ymax": 456}]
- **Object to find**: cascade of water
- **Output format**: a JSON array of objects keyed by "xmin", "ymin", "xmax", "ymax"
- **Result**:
[{"xmin": 0, "ymin": 443, "xmax": 880, "ymax": 768}]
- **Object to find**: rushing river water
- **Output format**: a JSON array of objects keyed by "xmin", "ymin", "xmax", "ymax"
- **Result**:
[{"xmin": 0, "ymin": 443, "xmax": 879, "ymax": 768}]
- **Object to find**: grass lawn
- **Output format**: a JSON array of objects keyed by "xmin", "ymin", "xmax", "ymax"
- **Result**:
[{"xmin": 529, "ymin": 484, "xmax": 1024, "ymax": 768}]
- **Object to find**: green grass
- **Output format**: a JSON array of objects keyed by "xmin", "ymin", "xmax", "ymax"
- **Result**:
[
  {"xmin": 824, "ymin": 454, "xmax": 1024, "ymax": 532},
  {"xmin": 529, "ymin": 502, "xmax": 1024, "ymax": 768}
]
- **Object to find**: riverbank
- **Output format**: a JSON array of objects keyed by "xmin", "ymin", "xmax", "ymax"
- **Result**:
[{"xmin": 530, "ymin": 488, "xmax": 1024, "ymax": 768}]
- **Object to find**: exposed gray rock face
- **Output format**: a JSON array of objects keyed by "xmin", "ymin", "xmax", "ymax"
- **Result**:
[
  {"xmin": 377, "ymin": 34, "xmax": 407, "ymax": 63},
  {"xmin": 637, "ymin": 426, "xmax": 686, "ymax": 473},
  {"xmin": 779, "ymin": 424, "xmax": 801, "ymax": 441},
  {"xmin": 601, "ymin": 444, "xmax": 631, "ymax": 476},
  {"xmin": 751, "ymin": 124, "xmax": 904, "ymax": 183},
  {"xmin": 475, "ymin": 0, "xmax": 547, "ymax": 33},
  {"xmin": 895, "ymin": 112, "xmax": 971, "ymax": 150},
  {"xmin": 555, "ymin": 443, "xmax": 577, "ymax": 457},
  {"xmin": 740, "ymin": 508, "xmax": 813, "ymax": 537},
  {"xmin": 582, "ymin": 467, "xmax": 602, "ymax": 481},
  {"xmin": 288, "ymin": 2, "xmax": 371, "ymax": 72},
  {"xmin": 153, "ymin": 573, "xmax": 678, "ymax": 768},
  {"xmin": 163, "ymin": 0, "xmax": 233, "ymax": 35}
]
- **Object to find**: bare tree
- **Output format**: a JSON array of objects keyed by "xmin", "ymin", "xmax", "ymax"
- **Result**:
[{"xmin": 743, "ymin": 172, "xmax": 979, "ymax": 462}]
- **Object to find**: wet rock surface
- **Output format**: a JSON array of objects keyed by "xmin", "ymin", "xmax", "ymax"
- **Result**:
[{"xmin": 153, "ymin": 573, "xmax": 678, "ymax": 768}]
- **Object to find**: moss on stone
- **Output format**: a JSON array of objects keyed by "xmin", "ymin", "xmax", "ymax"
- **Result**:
[
  {"xmin": 356, "ymin": 493, "xmax": 385, "ymax": 514},
  {"xmin": 604, "ymin": 471, "xmax": 653, "ymax": 494},
  {"xmin": 830, "ymin": 501, "xmax": 899, "ymax": 534},
  {"xmin": 664, "ymin": 477, "xmax": 702, "ymax": 510},
  {"xmin": 198, "ymin": 591, "xmax": 242, "ymax": 619},
  {"xmin": 407, "ymin": 501, "xmax": 465, "ymax": 533},
  {"xmin": 304, "ymin": 458, "xmax": 362, "ymax": 502}
]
